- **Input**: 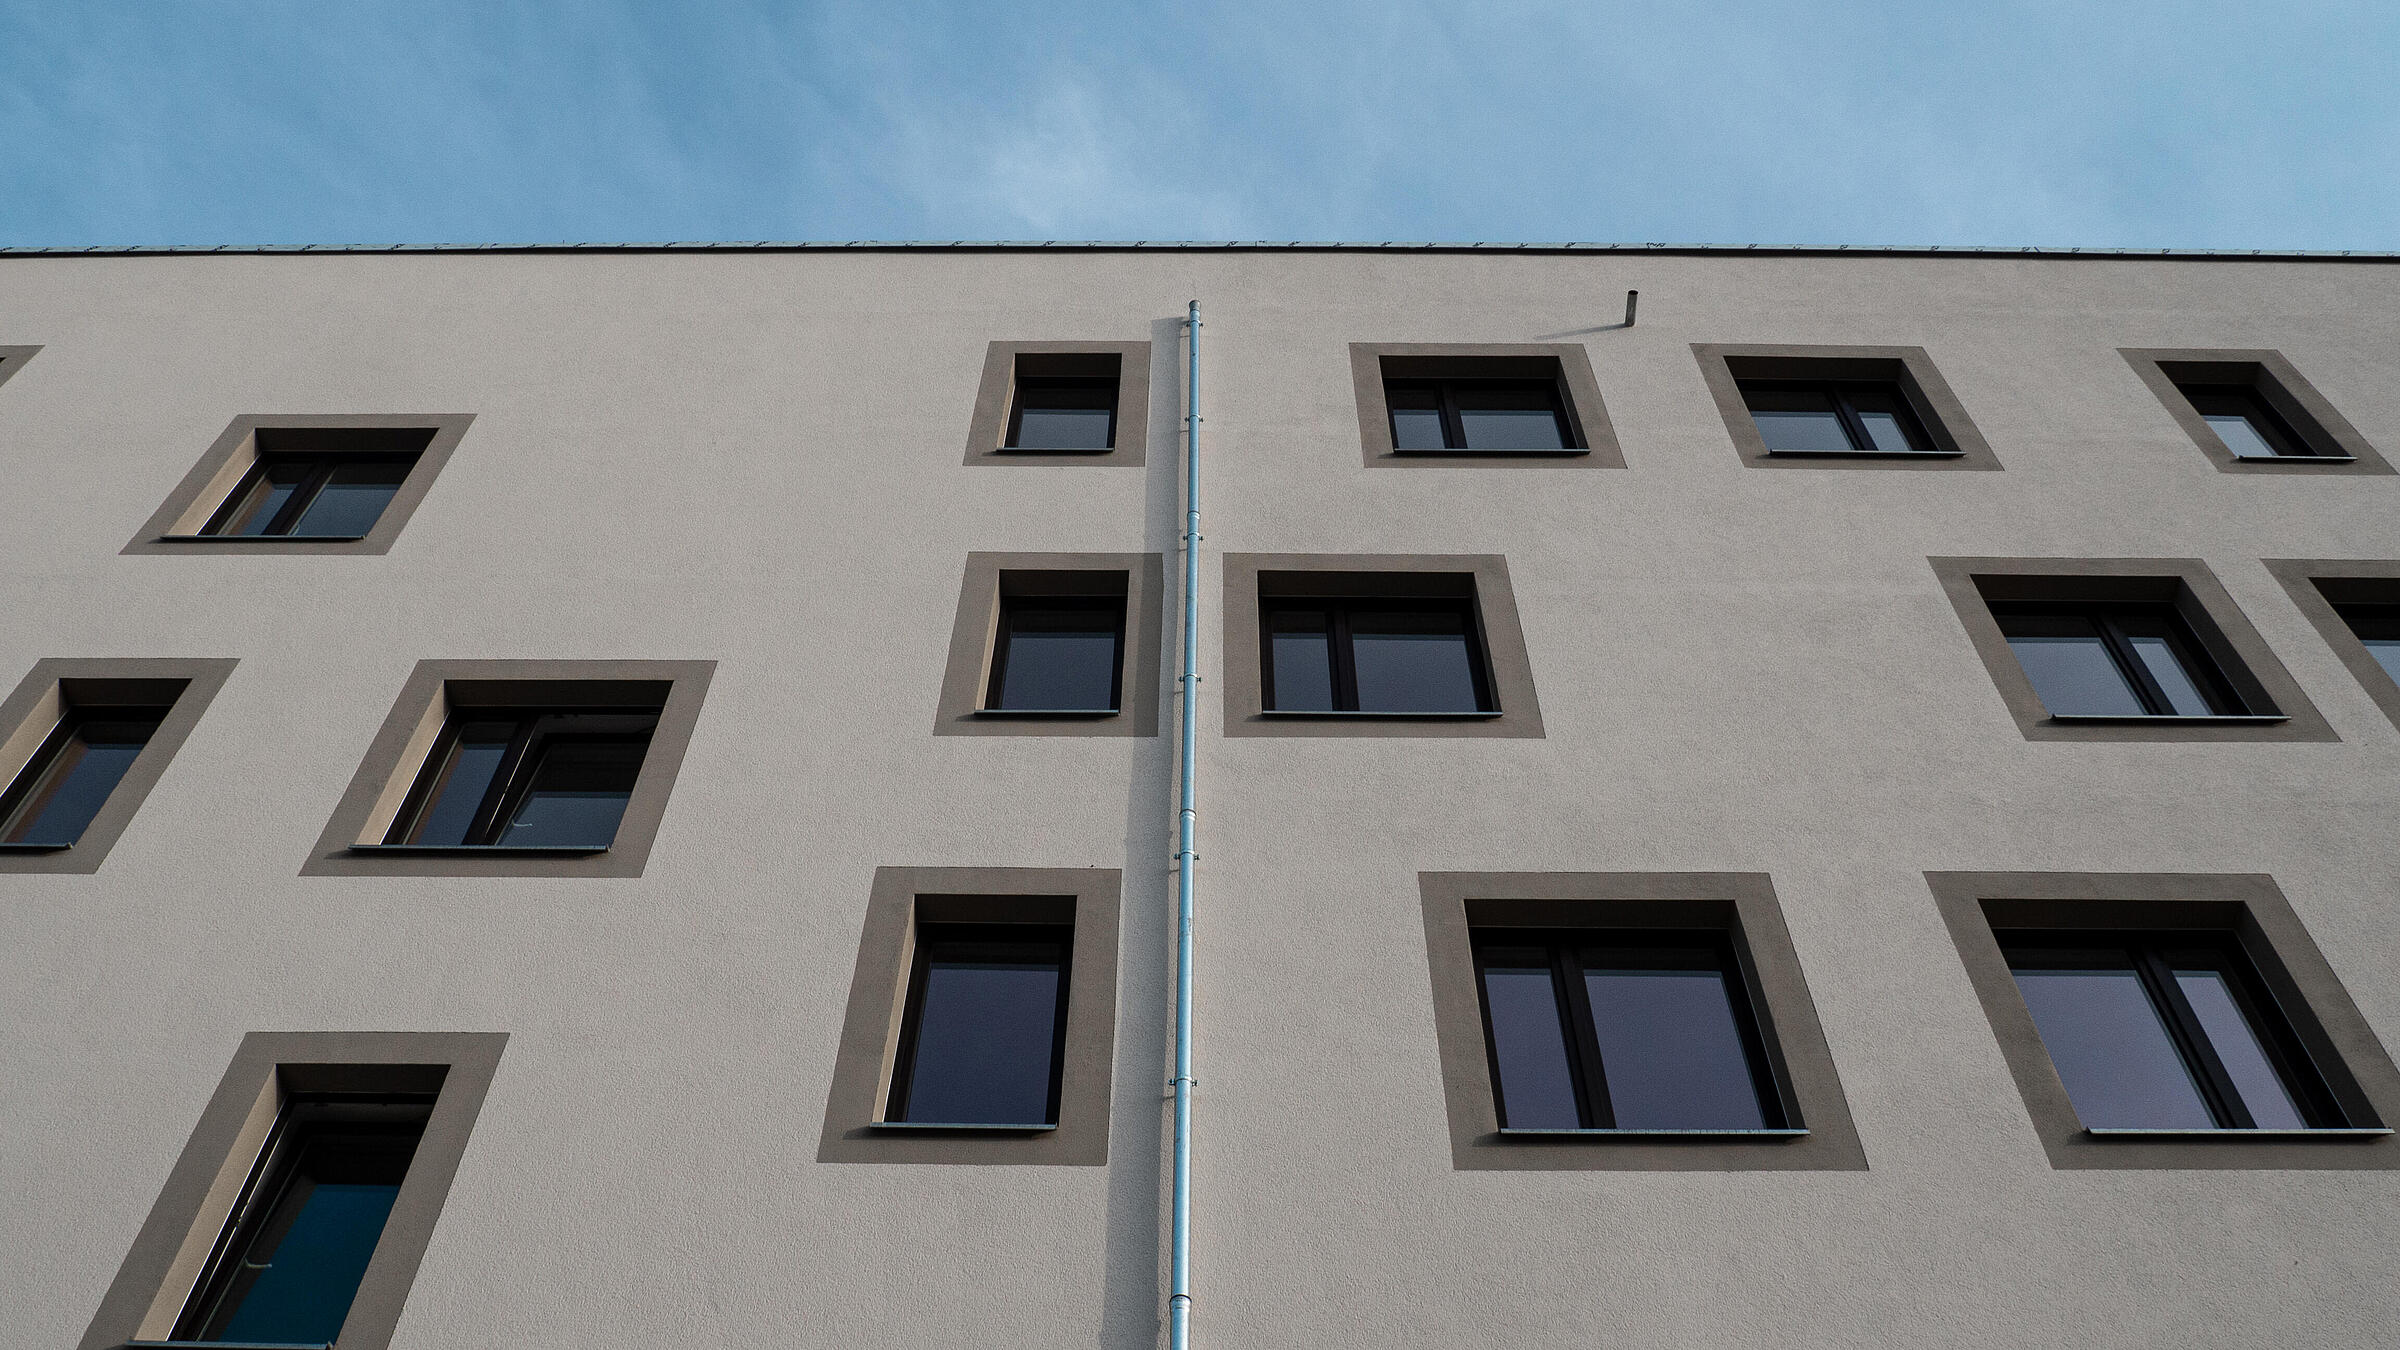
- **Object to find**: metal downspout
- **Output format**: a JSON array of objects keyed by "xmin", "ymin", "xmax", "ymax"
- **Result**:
[{"xmin": 1169, "ymin": 300, "xmax": 1201, "ymax": 1350}]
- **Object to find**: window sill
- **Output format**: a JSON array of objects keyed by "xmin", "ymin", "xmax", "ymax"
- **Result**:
[
  {"xmin": 1498, "ymin": 1127, "xmax": 1809, "ymax": 1138},
  {"xmin": 2043, "ymin": 714, "xmax": 2289, "ymax": 725},
  {"xmin": 2230, "ymin": 453, "xmax": 2355, "ymax": 464},
  {"xmin": 1392, "ymin": 447, "xmax": 1591, "ymax": 458},
  {"xmin": 123, "ymin": 1341, "xmax": 336, "ymax": 1349},
  {"xmin": 994, "ymin": 445, "xmax": 1113, "ymax": 455},
  {"xmin": 1763, "ymin": 449, "xmax": 1964, "ymax": 459},
  {"xmin": 344, "ymin": 843, "xmax": 612, "ymax": 856},
  {"xmin": 971, "ymin": 707, "xmax": 1120, "ymax": 718},
  {"xmin": 0, "ymin": 841, "xmax": 72, "ymax": 853},
  {"xmin": 1260, "ymin": 709, "xmax": 1504, "ymax": 720},
  {"xmin": 156, "ymin": 534, "xmax": 370, "ymax": 543},
  {"xmin": 2084, "ymin": 1127, "xmax": 2392, "ymax": 1140},
  {"xmin": 868, "ymin": 1120, "xmax": 1059, "ymax": 1133}
]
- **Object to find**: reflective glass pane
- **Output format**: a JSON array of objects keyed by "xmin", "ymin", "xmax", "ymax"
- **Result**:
[
  {"xmin": 897, "ymin": 936, "xmax": 1065, "ymax": 1124},
  {"xmin": 2183, "ymin": 386, "xmax": 2316, "ymax": 458},
  {"xmin": 211, "ymin": 461, "xmax": 313, "ymax": 536},
  {"xmin": 288, "ymin": 457, "xmax": 410, "ymax": 537},
  {"xmin": 2332, "ymin": 605, "xmax": 2400, "ymax": 684},
  {"xmin": 199, "ymin": 1128, "xmax": 417, "ymax": 1344},
  {"xmin": 1386, "ymin": 383, "xmax": 1448, "ymax": 450},
  {"xmin": 1582, "ymin": 949, "xmax": 1767, "ymax": 1129},
  {"xmin": 1452, "ymin": 382, "xmax": 1568, "ymax": 450},
  {"xmin": 1845, "ymin": 387, "xmax": 1928, "ymax": 454},
  {"xmin": 2119, "ymin": 628, "xmax": 2217, "ymax": 715},
  {"xmin": 993, "ymin": 604, "xmax": 1122, "ymax": 710},
  {"xmin": 1478, "ymin": 951, "xmax": 1581, "ymax": 1128},
  {"xmin": 497, "ymin": 737, "xmax": 647, "ymax": 847},
  {"xmin": 2174, "ymin": 964, "xmax": 2306, "ymax": 1129},
  {"xmin": 1998, "ymin": 613, "xmax": 2147, "ymax": 715},
  {"xmin": 1743, "ymin": 387, "xmax": 1855, "ymax": 454},
  {"xmin": 2366, "ymin": 639, "xmax": 2400, "ymax": 685},
  {"xmin": 2203, "ymin": 412, "xmax": 2284, "ymax": 460},
  {"xmin": 2010, "ymin": 954, "xmax": 2216, "ymax": 1128},
  {"xmin": 1266, "ymin": 609, "xmax": 1335, "ymax": 711},
  {"xmin": 397, "ymin": 722, "xmax": 515, "ymax": 845},
  {"xmin": 1349, "ymin": 609, "xmax": 1482, "ymax": 713},
  {"xmin": 0, "ymin": 714, "xmax": 161, "ymax": 846},
  {"xmin": 1009, "ymin": 379, "xmax": 1116, "ymax": 449}
]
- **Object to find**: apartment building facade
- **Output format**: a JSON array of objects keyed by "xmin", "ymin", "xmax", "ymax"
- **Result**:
[{"xmin": 5, "ymin": 241, "xmax": 2399, "ymax": 1348}]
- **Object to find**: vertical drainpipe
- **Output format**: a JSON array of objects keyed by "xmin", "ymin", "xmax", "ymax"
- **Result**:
[{"xmin": 1168, "ymin": 300, "xmax": 1202, "ymax": 1350}]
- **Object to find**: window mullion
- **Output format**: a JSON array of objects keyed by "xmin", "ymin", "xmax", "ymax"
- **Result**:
[
  {"xmin": 1828, "ymin": 385, "xmax": 1876, "ymax": 454},
  {"xmin": 2094, "ymin": 613, "xmax": 2174, "ymax": 715},
  {"xmin": 1329, "ymin": 606, "xmax": 1360, "ymax": 711},
  {"xmin": 1438, "ymin": 382, "xmax": 1465, "ymax": 450},
  {"xmin": 264, "ymin": 462, "xmax": 333, "ymax": 536},
  {"xmin": 464, "ymin": 719, "xmax": 539, "ymax": 845},
  {"xmin": 2136, "ymin": 946, "xmax": 2255, "ymax": 1129},
  {"xmin": 1555, "ymin": 944, "xmax": 1614, "ymax": 1129}
]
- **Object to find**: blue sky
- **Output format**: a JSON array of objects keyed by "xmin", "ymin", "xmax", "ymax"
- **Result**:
[{"xmin": 3, "ymin": 1, "xmax": 2395, "ymax": 249}]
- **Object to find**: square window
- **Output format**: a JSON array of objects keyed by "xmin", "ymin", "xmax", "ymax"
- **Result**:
[
  {"xmin": 2122, "ymin": 350, "xmax": 2390, "ymax": 475},
  {"xmin": 302, "ymin": 659, "xmax": 714, "ymax": 878},
  {"xmin": 1927, "ymin": 872, "xmax": 2400, "ymax": 1168},
  {"xmin": 1695, "ymin": 344, "xmax": 2000, "ymax": 470},
  {"xmin": 935, "ymin": 554, "xmax": 1164, "ymax": 736},
  {"xmin": 1350, "ymin": 344, "xmax": 1621, "ymax": 467},
  {"xmin": 1931, "ymin": 557, "xmax": 2333, "ymax": 742},
  {"xmin": 965, "ymin": 341, "xmax": 1150, "ymax": 466},
  {"xmin": 80, "ymin": 1032, "xmax": 506, "ymax": 1350},
  {"xmin": 0, "ymin": 658, "xmax": 237, "ymax": 874},
  {"xmin": 126, "ymin": 415, "xmax": 473, "ymax": 555},
  {"xmin": 1420, "ymin": 872, "xmax": 1866, "ymax": 1170},
  {"xmin": 817, "ymin": 867, "xmax": 1121, "ymax": 1165},
  {"xmin": 2266, "ymin": 560, "xmax": 2400, "ymax": 732},
  {"xmin": 1224, "ymin": 555, "xmax": 1544, "ymax": 737}
]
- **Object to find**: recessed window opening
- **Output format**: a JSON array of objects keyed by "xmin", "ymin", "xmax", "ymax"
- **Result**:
[
  {"xmin": 172, "ymin": 1092, "xmax": 433, "ymax": 1346},
  {"xmin": 1740, "ymin": 378, "xmax": 1939, "ymax": 456},
  {"xmin": 2003, "ymin": 932, "xmax": 2344, "ymax": 1131},
  {"xmin": 2174, "ymin": 382, "xmax": 2331, "ymax": 461},
  {"xmin": 388, "ymin": 708, "xmax": 658, "ymax": 850},
  {"xmin": 1473, "ymin": 929, "xmax": 1785, "ymax": 1131},
  {"xmin": 1003, "ymin": 354, "xmax": 1122, "ymax": 451},
  {"xmin": 2328, "ymin": 602, "xmax": 2400, "ymax": 683},
  {"xmin": 198, "ymin": 429, "xmax": 432, "ymax": 540},
  {"xmin": 1387, "ymin": 378, "xmax": 1574, "ymax": 451},
  {"xmin": 986, "ymin": 595, "xmax": 1126, "ymax": 713},
  {"xmin": 1994, "ymin": 602, "xmax": 2248, "ymax": 718},
  {"xmin": 886, "ymin": 921, "xmax": 1073, "ymax": 1127},
  {"xmin": 0, "ymin": 700, "xmax": 169, "ymax": 849},
  {"xmin": 1263, "ymin": 597, "xmax": 1494, "ymax": 714}
]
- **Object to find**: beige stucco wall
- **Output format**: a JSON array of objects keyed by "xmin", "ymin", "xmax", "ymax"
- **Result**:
[{"xmin": 2, "ymin": 248, "xmax": 2397, "ymax": 1348}]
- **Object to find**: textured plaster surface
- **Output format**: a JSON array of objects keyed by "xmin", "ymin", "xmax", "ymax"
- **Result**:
[{"xmin": 2, "ymin": 251, "xmax": 2398, "ymax": 1348}]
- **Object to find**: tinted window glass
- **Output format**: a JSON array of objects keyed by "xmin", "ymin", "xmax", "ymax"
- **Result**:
[
  {"xmin": 1742, "ymin": 386, "xmax": 1852, "ymax": 454},
  {"xmin": 0, "ymin": 710, "xmax": 165, "ymax": 847},
  {"xmin": 2181, "ymin": 385, "xmax": 2315, "ymax": 458},
  {"xmin": 1266, "ymin": 608, "xmax": 1336, "ymax": 711},
  {"xmin": 1998, "ymin": 613, "xmax": 2147, "ymax": 716},
  {"xmin": 497, "ymin": 737, "xmax": 648, "ymax": 847},
  {"xmin": 394, "ymin": 721, "xmax": 515, "ymax": 846},
  {"xmin": 1008, "ymin": 378, "xmax": 1116, "ymax": 449},
  {"xmin": 2009, "ymin": 951, "xmax": 2215, "ymax": 1129},
  {"xmin": 1386, "ymin": 383, "xmax": 1447, "ymax": 450},
  {"xmin": 185, "ymin": 1110, "xmax": 423, "ymax": 1345},
  {"xmin": 893, "ymin": 929, "xmax": 1068, "ymax": 1125},
  {"xmin": 2333, "ymin": 603, "xmax": 2400, "ymax": 684},
  {"xmin": 2171, "ymin": 956, "xmax": 2306, "ymax": 1129},
  {"xmin": 2113, "ymin": 615, "xmax": 2222, "ymax": 715},
  {"xmin": 1477, "ymin": 950, "xmax": 1581, "ymax": 1129},
  {"xmin": 1844, "ymin": 386, "xmax": 1929, "ymax": 454},
  {"xmin": 1349, "ymin": 608, "xmax": 1482, "ymax": 712},
  {"xmin": 210, "ymin": 460, "xmax": 314, "ymax": 536},
  {"xmin": 288, "ymin": 457, "xmax": 412, "ymax": 537},
  {"xmin": 1452, "ymin": 382, "xmax": 1568, "ymax": 450},
  {"xmin": 990, "ymin": 600, "xmax": 1123, "ymax": 711},
  {"xmin": 1581, "ymin": 946, "xmax": 1768, "ymax": 1129}
]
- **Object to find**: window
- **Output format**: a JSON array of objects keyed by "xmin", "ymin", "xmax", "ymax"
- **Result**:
[
  {"xmin": 383, "ymin": 709, "xmax": 657, "ymax": 850},
  {"xmin": 887, "ymin": 923, "xmax": 1072, "ymax": 1126},
  {"xmin": 1349, "ymin": 344, "xmax": 1621, "ymax": 467},
  {"xmin": 965, "ymin": 341, "xmax": 1151, "ymax": 466},
  {"xmin": 1927, "ymin": 872, "xmax": 2400, "ymax": 1168},
  {"xmin": 1264, "ymin": 598, "xmax": 1493, "ymax": 714},
  {"xmin": 127, "ymin": 415, "xmax": 474, "ymax": 556},
  {"xmin": 1418, "ymin": 872, "xmax": 1866, "ymax": 1171},
  {"xmin": 1737, "ymin": 379, "xmax": 1938, "ymax": 456},
  {"xmin": 2121, "ymin": 349, "xmax": 2391, "ymax": 475},
  {"xmin": 1694, "ymin": 344, "xmax": 2000, "ymax": 470},
  {"xmin": 303, "ymin": 659, "xmax": 715, "ymax": 878},
  {"xmin": 80, "ymin": 1032, "xmax": 507, "ymax": 1350},
  {"xmin": 2338, "ymin": 603, "xmax": 2400, "ymax": 682},
  {"xmin": 817, "ymin": 868, "xmax": 1122, "ymax": 1165},
  {"xmin": 0, "ymin": 343, "xmax": 38, "ymax": 394},
  {"xmin": 2003, "ymin": 934, "xmax": 2340, "ymax": 1132},
  {"xmin": 935, "ymin": 554, "xmax": 1165, "ymax": 737},
  {"xmin": 1992, "ymin": 602, "xmax": 2246, "ymax": 718},
  {"xmin": 1931, "ymin": 557, "xmax": 2333, "ymax": 742},
  {"xmin": 1224, "ymin": 555, "xmax": 1544, "ymax": 737},
  {"xmin": 0, "ymin": 658, "xmax": 237, "ymax": 875},
  {"xmin": 172, "ymin": 1094, "xmax": 431, "ymax": 1345},
  {"xmin": 1475, "ymin": 930, "xmax": 1787, "ymax": 1132},
  {"xmin": 2267, "ymin": 561, "xmax": 2400, "ymax": 733}
]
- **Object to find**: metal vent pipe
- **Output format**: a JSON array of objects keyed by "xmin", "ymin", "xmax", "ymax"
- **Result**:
[{"xmin": 1168, "ymin": 300, "xmax": 1202, "ymax": 1350}]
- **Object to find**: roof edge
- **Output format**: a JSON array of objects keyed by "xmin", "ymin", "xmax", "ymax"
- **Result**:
[{"xmin": 0, "ymin": 240, "xmax": 2393, "ymax": 262}]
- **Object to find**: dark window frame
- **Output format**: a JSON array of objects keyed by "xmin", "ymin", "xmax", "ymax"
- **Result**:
[
  {"xmin": 1734, "ymin": 376, "xmax": 1944, "ymax": 457},
  {"xmin": 382, "ymin": 707, "xmax": 660, "ymax": 851},
  {"xmin": 1383, "ymin": 375, "xmax": 1578, "ymax": 453},
  {"xmin": 884, "ymin": 921, "xmax": 1076, "ymax": 1128},
  {"xmin": 1470, "ymin": 926, "xmax": 1792, "ymax": 1133},
  {"xmin": 125, "ymin": 414, "xmax": 475, "ymax": 556},
  {"xmin": 1926, "ymin": 871, "xmax": 2400, "ymax": 1170},
  {"xmin": 0, "ymin": 701, "xmax": 173, "ymax": 848},
  {"xmin": 934, "ymin": 553, "xmax": 1166, "ymax": 737},
  {"xmin": 1260, "ymin": 594, "xmax": 1497, "ymax": 716},
  {"xmin": 965, "ymin": 340, "xmax": 1151, "ymax": 467},
  {"xmin": 1929, "ymin": 556, "xmax": 2334, "ymax": 742},
  {"xmin": 2265, "ymin": 560, "xmax": 2400, "ymax": 734},
  {"xmin": 1349, "ymin": 344, "xmax": 1621, "ymax": 468},
  {"xmin": 1988, "ymin": 599, "xmax": 2251, "ymax": 718},
  {"xmin": 0, "ymin": 658, "xmax": 238, "ymax": 875},
  {"xmin": 198, "ymin": 447, "xmax": 421, "ymax": 540},
  {"xmin": 1694, "ymin": 343, "xmax": 2001, "ymax": 471},
  {"xmin": 1003, "ymin": 370, "xmax": 1120, "ymax": 451},
  {"xmin": 983, "ymin": 594, "xmax": 1129, "ymax": 714},
  {"xmin": 2121, "ymin": 349, "xmax": 2391, "ymax": 476}
]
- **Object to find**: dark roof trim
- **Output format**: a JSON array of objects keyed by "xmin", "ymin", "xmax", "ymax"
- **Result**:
[{"xmin": 0, "ymin": 240, "xmax": 2394, "ymax": 262}]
